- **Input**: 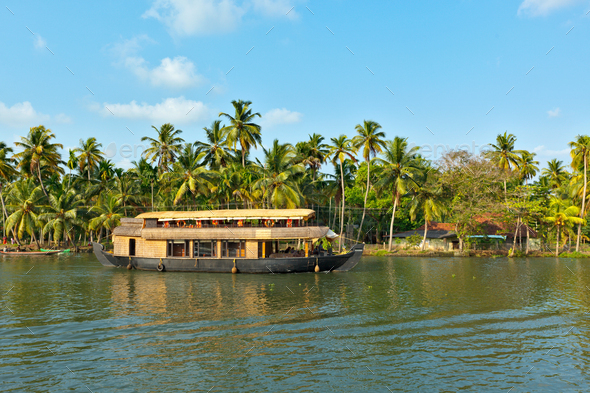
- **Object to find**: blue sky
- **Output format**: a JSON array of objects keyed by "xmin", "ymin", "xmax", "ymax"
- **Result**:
[{"xmin": 1, "ymin": 0, "xmax": 589, "ymax": 170}]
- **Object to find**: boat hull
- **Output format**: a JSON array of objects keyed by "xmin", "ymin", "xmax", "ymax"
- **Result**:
[
  {"xmin": 92, "ymin": 242, "xmax": 363, "ymax": 273},
  {"xmin": 0, "ymin": 250, "xmax": 62, "ymax": 256}
]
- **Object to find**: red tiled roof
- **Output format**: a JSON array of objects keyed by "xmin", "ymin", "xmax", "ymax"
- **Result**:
[{"xmin": 417, "ymin": 219, "xmax": 537, "ymax": 238}]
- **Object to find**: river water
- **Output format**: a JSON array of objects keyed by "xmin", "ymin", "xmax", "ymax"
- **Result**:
[{"xmin": 1, "ymin": 254, "xmax": 590, "ymax": 392}]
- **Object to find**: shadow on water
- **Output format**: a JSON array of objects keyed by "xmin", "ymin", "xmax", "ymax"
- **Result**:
[{"xmin": 2, "ymin": 254, "xmax": 590, "ymax": 392}]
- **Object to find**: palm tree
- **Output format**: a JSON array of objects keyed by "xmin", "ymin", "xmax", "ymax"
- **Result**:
[
  {"xmin": 329, "ymin": 135, "xmax": 358, "ymax": 252},
  {"xmin": 211, "ymin": 164, "xmax": 242, "ymax": 209},
  {"xmin": 0, "ymin": 142, "xmax": 17, "ymax": 238},
  {"xmin": 541, "ymin": 159, "xmax": 567, "ymax": 189},
  {"xmin": 131, "ymin": 158, "xmax": 158, "ymax": 211},
  {"xmin": 568, "ymin": 135, "xmax": 590, "ymax": 252},
  {"xmin": 66, "ymin": 149, "xmax": 78, "ymax": 189},
  {"xmin": 296, "ymin": 133, "xmax": 329, "ymax": 180},
  {"xmin": 375, "ymin": 137, "xmax": 420, "ymax": 251},
  {"xmin": 141, "ymin": 123, "xmax": 185, "ymax": 173},
  {"xmin": 544, "ymin": 197, "xmax": 584, "ymax": 256},
  {"xmin": 220, "ymin": 100, "xmax": 262, "ymax": 168},
  {"xmin": 5, "ymin": 178, "xmax": 44, "ymax": 246},
  {"xmin": 409, "ymin": 180, "xmax": 445, "ymax": 251},
  {"xmin": 112, "ymin": 169, "xmax": 139, "ymax": 216},
  {"xmin": 518, "ymin": 151, "xmax": 539, "ymax": 185},
  {"xmin": 195, "ymin": 120, "xmax": 232, "ymax": 169},
  {"xmin": 485, "ymin": 132, "xmax": 524, "ymax": 203},
  {"xmin": 13, "ymin": 125, "xmax": 64, "ymax": 196},
  {"xmin": 38, "ymin": 186, "xmax": 82, "ymax": 246},
  {"xmin": 74, "ymin": 137, "xmax": 103, "ymax": 182},
  {"xmin": 352, "ymin": 120, "xmax": 386, "ymax": 242},
  {"xmin": 256, "ymin": 140, "xmax": 305, "ymax": 208},
  {"xmin": 89, "ymin": 194, "xmax": 124, "ymax": 242},
  {"xmin": 162, "ymin": 144, "xmax": 210, "ymax": 205}
]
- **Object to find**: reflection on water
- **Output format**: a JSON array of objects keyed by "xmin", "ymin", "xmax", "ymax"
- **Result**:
[{"xmin": 1, "ymin": 255, "xmax": 590, "ymax": 392}]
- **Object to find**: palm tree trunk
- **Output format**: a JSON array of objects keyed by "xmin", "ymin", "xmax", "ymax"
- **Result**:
[
  {"xmin": 0, "ymin": 185, "xmax": 7, "ymax": 238},
  {"xmin": 339, "ymin": 161, "xmax": 345, "ymax": 253},
  {"xmin": 356, "ymin": 159, "xmax": 370, "ymax": 243},
  {"xmin": 511, "ymin": 218, "xmax": 520, "ymax": 256},
  {"xmin": 526, "ymin": 222, "xmax": 530, "ymax": 255},
  {"xmin": 503, "ymin": 178, "xmax": 507, "ymax": 208},
  {"xmin": 388, "ymin": 195, "xmax": 398, "ymax": 252},
  {"xmin": 88, "ymin": 164, "xmax": 91, "ymax": 182},
  {"xmin": 556, "ymin": 226, "xmax": 560, "ymax": 257},
  {"xmin": 421, "ymin": 220, "xmax": 428, "ymax": 251},
  {"xmin": 576, "ymin": 155, "xmax": 587, "ymax": 252},
  {"xmin": 151, "ymin": 181, "xmax": 154, "ymax": 212},
  {"xmin": 37, "ymin": 162, "xmax": 48, "ymax": 196},
  {"xmin": 68, "ymin": 168, "xmax": 72, "ymax": 189}
]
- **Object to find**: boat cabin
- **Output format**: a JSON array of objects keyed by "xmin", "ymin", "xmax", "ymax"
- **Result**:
[{"xmin": 112, "ymin": 209, "xmax": 335, "ymax": 259}]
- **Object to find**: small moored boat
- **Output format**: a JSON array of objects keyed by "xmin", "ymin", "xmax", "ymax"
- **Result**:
[
  {"xmin": 92, "ymin": 208, "xmax": 363, "ymax": 273},
  {"xmin": 1, "ymin": 249, "xmax": 62, "ymax": 256}
]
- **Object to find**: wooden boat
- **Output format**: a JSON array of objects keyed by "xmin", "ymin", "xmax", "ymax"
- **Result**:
[
  {"xmin": 1, "ymin": 249, "xmax": 62, "ymax": 256},
  {"xmin": 92, "ymin": 209, "xmax": 363, "ymax": 273}
]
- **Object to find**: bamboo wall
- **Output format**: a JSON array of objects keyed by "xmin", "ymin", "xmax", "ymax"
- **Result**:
[{"xmin": 114, "ymin": 236, "xmax": 166, "ymax": 258}]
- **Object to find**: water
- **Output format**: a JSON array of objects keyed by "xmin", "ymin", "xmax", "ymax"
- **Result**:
[{"xmin": 1, "ymin": 254, "xmax": 590, "ymax": 392}]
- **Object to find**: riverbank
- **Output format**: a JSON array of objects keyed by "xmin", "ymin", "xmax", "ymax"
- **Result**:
[{"xmin": 362, "ymin": 248, "xmax": 590, "ymax": 258}]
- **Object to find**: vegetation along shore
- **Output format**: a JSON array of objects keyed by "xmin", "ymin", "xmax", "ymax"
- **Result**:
[{"xmin": 1, "ymin": 99, "xmax": 589, "ymax": 257}]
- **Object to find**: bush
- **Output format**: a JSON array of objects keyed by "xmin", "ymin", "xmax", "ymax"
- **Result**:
[
  {"xmin": 406, "ymin": 233, "xmax": 422, "ymax": 248},
  {"xmin": 559, "ymin": 251, "xmax": 589, "ymax": 258},
  {"xmin": 373, "ymin": 250, "xmax": 390, "ymax": 256}
]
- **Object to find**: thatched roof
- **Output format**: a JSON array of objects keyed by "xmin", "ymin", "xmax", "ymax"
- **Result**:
[
  {"xmin": 136, "ymin": 209, "xmax": 316, "ymax": 221},
  {"xmin": 141, "ymin": 226, "xmax": 329, "ymax": 240},
  {"xmin": 113, "ymin": 225, "xmax": 142, "ymax": 237},
  {"xmin": 120, "ymin": 218, "xmax": 143, "ymax": 225}
]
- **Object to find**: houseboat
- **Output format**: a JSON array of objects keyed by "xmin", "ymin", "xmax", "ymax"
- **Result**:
[{"xmin": 92, "ymin": 209, "xmax": 363, "ymax": 273}]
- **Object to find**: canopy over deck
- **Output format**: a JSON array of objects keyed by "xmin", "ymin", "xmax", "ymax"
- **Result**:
[{"xmin": 136, "ymin": 209, "xmax": 316, "ymax": 221}]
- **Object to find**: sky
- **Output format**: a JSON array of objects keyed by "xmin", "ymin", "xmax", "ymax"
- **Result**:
[{"xmin": 1, "ymin": 0, "xmax": 590, "ymax": 170}]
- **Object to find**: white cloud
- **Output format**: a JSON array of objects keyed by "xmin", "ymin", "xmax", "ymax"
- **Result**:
[
  {"xmin": 261, "ymin": 108, "xmax": 302, "ymax": 128},
  {"xmin": 252, "ymin": 0, "xmax": 298, "ymax": 19},
  {"xmin": 143, "ymin": 0, "xmax": 300, "ymax": 36},
  {"xmin": 0, "ymin": 101, "xmax": 70, "ymax": 128},
  {"xmin": 108, "ymin": 35, "xmax": 154, "ymax": 59},
  {"xmin": 143, "ymin": 0, "xmax": 246, "ymax": 36},
  {"xmin": 125, "ymin": 56, "xmax": 204, "ymax": 88},
  {"xmin": 547, "ymin": 107, "xmax": 561, "ymax": 117},
  {"xmin": 34, "ymin": 35, "xmax": 46, "ymax": 50},
  {"xmin": 533, "ymin": 145, "xmax": 569, "ymax": 156},
  {"xmin": 96, "ymin": 96, "xmax": 210, "ymax": 123},
  {"xmin": 518, "ymin": 0, "xmax": 583, "ymax": 16}
]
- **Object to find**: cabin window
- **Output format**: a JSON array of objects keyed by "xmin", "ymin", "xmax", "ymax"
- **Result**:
[
  {"xmin": 129, "ymin": 238, "xmax": 136, "ymax": 256},
  {"xmin": 167, "ymin": 240, "xmax": 189, "ymax": 257},
  {"xmin": 221, "ymin": 240, "xmax": 246, "ymax": 258},
  {"xmin": 193, "ymin": 240, "xmax": 216, "ymax": 258},
  {"xmin": 145, "ymin": 219, "xmax": 158, "ymax": 228}
]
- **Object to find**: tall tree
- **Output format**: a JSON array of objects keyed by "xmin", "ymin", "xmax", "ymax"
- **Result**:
[
  {"xmin": 518, "ymin": 151, "xmax": 539, "ymax": 185},
  {"xmin": 66, "ymin": 149, "xmax": 78, "ymax": 189},
  {"xmin": 13, "ymin": 125, "xmax": 64, "ymax": 196},
  {"xmin": 220, "ymin": 100, "xmax": 262, "ymax": 168},
  {"xmin": 485, "ymin": 132, "xmax": 524, "ymax": 203},
  {"xmin": 0, "ymin": 142, "xmax": 17, "ymax": 238},
  {"xmin": 5, "ymin": 178, "xmax": 44, "ymax": 247},
  {"xmin": 195, "ymin": 120, "xmax": 232, "ymax": 169},
  {"xmin": 141, "ymin": 123, "xmax": 185, "ymax": 174},
  {"xmin": 568, "ymin": 135, "xmax": 590, "ymax": 252},
  {"xmin": 89, "ymin": 194, "xmax": 124, "ymax": 242},
  {"xmin": 544, "ymin": 197, "xmax": 583, "ymax": 256},
  {"xmin": 74, "ymin": 137, "xmax": 103, "ymax": 182},
  {"xmin": 296, "ymin": 133, "xmax": 329, "ymax": 180},
  {"xmin": 541, "ymin": 159, "xmax": 567, "ymax": 189},
  {"xmin": 256, "ymin": 140, "xmax": 305, "ymax": 209},
  {"xmin": 39, "ymin": 185, "xmax": 82, "ymax": 246},
  {"xmin": 352, "ymin": 120, "xmax": 386, "ymax": 242},
  {"xmin": 375, "ymin": 137, "xmax": 420, "ymax": 251},
  {"xmin": 409, "ymin": 179, "xmax": 445, "ymax": 251},
  {"xmin": 162, "ymin": 144, "xmax": 210, "ymax": 205},
  {"xmin": 131, "ymin": 158, "xmax": 158, "ymax": 211},
  {"xmin": 329, "ymin": 135, "xmax": 358, "ymax": 252}
]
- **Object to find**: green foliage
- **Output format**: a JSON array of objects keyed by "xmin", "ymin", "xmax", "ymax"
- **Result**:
[
  {"xmin": 559, "ymin": 251, "xmax": 589, "ymax": 258},
  {"xmin": 406, "ymin": 233, "xmax": 422, "ymax": 248}
]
